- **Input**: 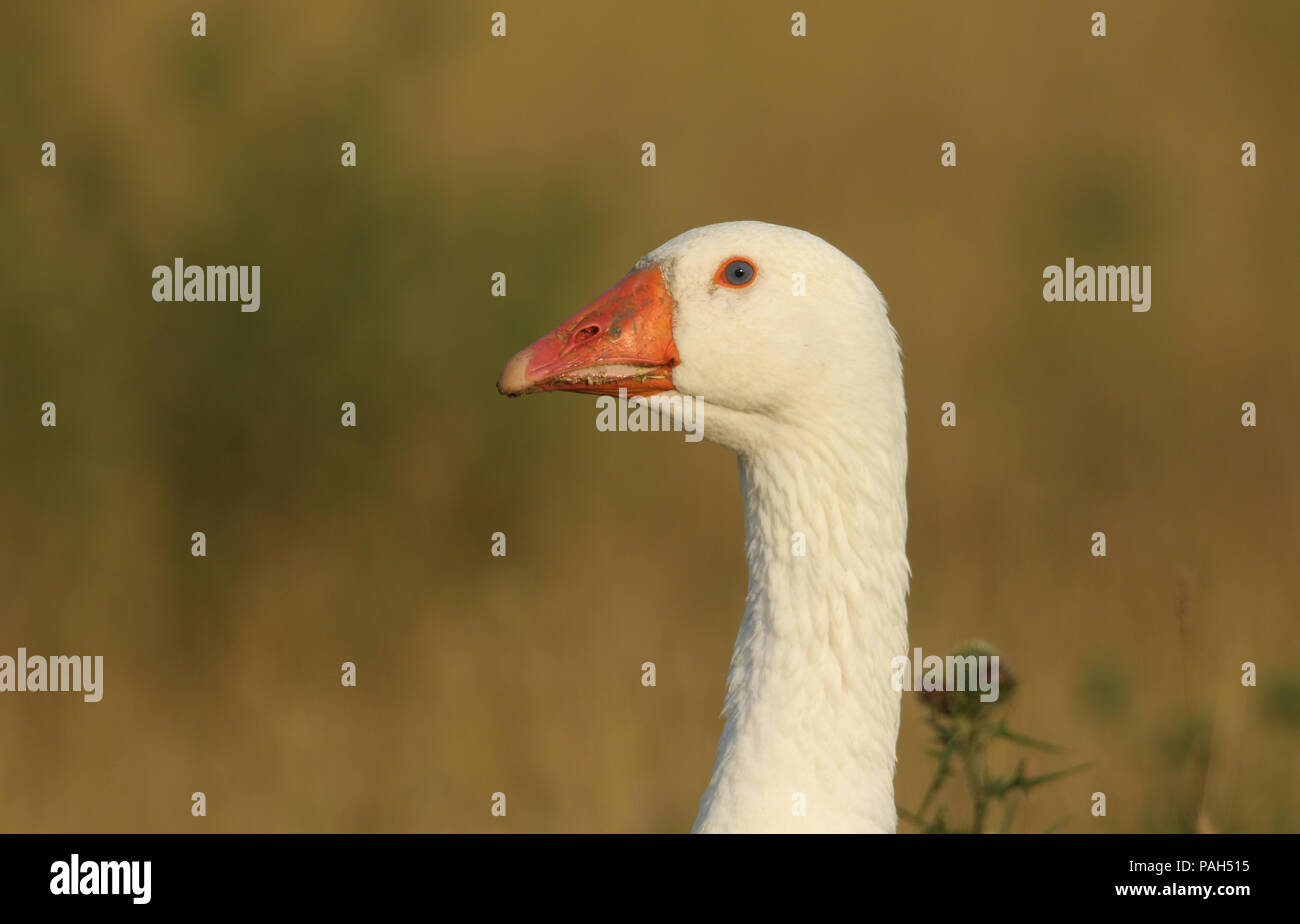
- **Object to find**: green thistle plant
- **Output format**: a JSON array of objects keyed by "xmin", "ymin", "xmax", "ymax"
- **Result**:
[{"xmin": 899, "ymin": 641, "xmax": 1088, "ymax": 834}]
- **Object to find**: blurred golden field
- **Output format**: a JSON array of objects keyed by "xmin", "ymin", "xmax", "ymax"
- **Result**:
[{"xmin": 0, "ymin": 1, "xmax": 1297, "ymax": 832}]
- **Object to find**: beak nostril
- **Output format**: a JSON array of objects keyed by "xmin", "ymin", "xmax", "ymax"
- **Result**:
[{"xmin": 575, "ymin": 324, "xmax": 601, "ymax": 343}]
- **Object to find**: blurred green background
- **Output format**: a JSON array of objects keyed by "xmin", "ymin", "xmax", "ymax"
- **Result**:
[{"xmin": 1, "ymin": 1, "xmax": 1297, "ymax": 832}]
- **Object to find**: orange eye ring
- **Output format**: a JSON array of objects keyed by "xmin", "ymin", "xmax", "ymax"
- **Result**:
[{"xmin": 715, "ymin": 257, "xmax": 757, "ymax": 288}]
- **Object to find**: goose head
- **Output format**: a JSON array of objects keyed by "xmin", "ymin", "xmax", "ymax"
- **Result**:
[
  {"xmin": 498, "ymin": 221, "xmax": 909, "ymax": 833},
  {"xmin": 497, "ymin": 220, "xmax": 902, "ymax": 455}
]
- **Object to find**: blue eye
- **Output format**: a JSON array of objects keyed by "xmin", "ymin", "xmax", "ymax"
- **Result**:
[{"xmin": 718, "ymin": 258, "xmax": 756, "ymax": 287}]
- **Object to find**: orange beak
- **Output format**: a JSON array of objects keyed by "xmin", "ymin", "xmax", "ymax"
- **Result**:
[{"xmin": 497, "ymin": 265, "xmax": 680, "ymax": 397}]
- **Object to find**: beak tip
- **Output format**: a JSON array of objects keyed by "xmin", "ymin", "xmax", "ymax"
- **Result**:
[{"xmin": 497, "ymin": 348, "xmax": 533, "ymax": 397}]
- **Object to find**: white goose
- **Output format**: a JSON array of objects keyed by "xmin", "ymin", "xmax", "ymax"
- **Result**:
[{"xmin": 499, "ymin": 221, "xmax": 909, "ymax": 833}]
